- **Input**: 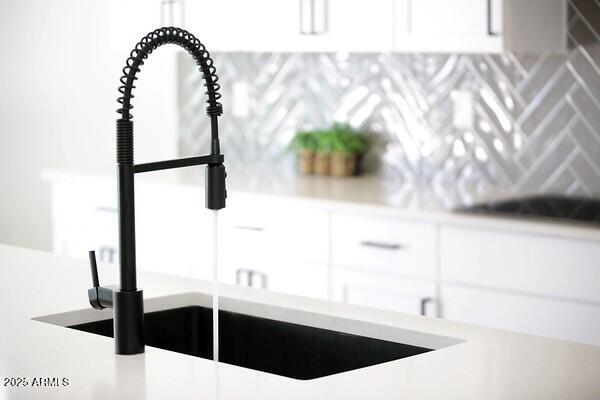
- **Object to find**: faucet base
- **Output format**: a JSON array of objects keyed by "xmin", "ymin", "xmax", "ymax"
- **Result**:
[{"xmin": 113, "ymin": 289, "xmax": 144, "ymax": 355}]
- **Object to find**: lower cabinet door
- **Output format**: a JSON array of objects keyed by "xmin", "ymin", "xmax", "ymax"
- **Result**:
[
  {"xmin": 442, "ymin": 284, "xmax": 600, "ymax": 346},
  {"xmin": 220, "ymin": 260, "xmax": 329, "ymax": 300},
  {"xmin": 332, "ymin": 268, "xmax": 438, "ymax": 317}
]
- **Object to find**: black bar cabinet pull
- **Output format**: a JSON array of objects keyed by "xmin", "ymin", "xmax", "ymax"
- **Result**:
[
  {"xmin": 420, "ymin": 297, "xmax": 433, "ymax": 316},
  {"xmin": 487, "ymin": 0, "xmax": 498, "ymax": 36},
  {"xmin": 360, "ymin": 240, "xmax": 404, "ymax": 251}
]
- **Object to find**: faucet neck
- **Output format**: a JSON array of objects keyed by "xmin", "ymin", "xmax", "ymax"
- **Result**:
[
  {"xmin": 114, "ymin": 27, "xmax": 226, "ymax": 294},
  {"xmin": 94, "ymin": 27, "xmax": 227, "ymax": 355},
  {"xmin": 116, "ymin": 27, "xmax": 223, "ymax": 166}
]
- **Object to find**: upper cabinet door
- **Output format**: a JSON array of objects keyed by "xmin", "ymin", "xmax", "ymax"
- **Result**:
[
  {"xmin": 320, "ymin": 0, "xmax": 395, "ymax": 52},
  {"xmin": 187, "ymin": 0, "xmax": 395, "ymax": 52},
  {"xmin": 395, "ymin": 0, "xmax": 567, "ymax": 53},
  {"xmin": 411, "ymin": 0, "xmax": 499, "ymax": 36},
  {"xmin": 187, "ymin": 0, "xmax": 302, "ymax": 52},
  {"xmin": 396, "ymin": 0, "xmax": 503, "ymax": 53}
]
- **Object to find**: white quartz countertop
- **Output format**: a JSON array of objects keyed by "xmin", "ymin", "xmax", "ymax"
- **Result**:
[
  {"xmin": 1, "ymin": 244, "xmax": 600, "ymax": 399},
  {"xmin": 42, "ymin": 169, "xmax": 600, "ymax": 241}
]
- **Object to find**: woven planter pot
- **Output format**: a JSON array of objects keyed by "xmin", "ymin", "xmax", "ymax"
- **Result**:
[
  {"xmin": 299, "ymin": 150, "xmax": 315, "ymax": 174},
  {"xmin": 314, "ymin": 152, "xmax": 331, "ymax": 175},
  {"xmin": 331, "ymin": 152, "xmax": 357, "ymax": 177}
]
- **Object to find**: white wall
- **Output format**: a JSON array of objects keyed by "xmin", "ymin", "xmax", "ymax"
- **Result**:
[
  {"xmin": 0, "ymin": 0, "xmax": 179, "ymax": 251},
  {"xmin": 0, "ymin": 0, "xmax": 114, "ymax": 250}
]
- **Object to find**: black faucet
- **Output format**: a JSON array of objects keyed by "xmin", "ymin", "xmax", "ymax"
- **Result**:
[{"xmin": 87, "ymin": 27, "xmax": 226, "ymax": 355}]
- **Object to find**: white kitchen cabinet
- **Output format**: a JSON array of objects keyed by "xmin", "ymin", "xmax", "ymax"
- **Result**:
[
  {"xmin": 89, "ymin": 207, "xmax": 119, "ymax": 264},
  {"xmin": 220, "ymin": 259, "xmax": 329, "ymax": 299},
  {"xmin": 186, "ymin": 0, "xmax": 395, "ymax": 52},
  {"xmin": 439, "ymin": 224, "xmax": 600, "ymax": 346},
  {"xmin": 53, "ymin": 223, "xmax": 117, "ymax": 264},
  {"xmin": 187, "ymin": 0, "xmax": 305, "ymax": 52},
  {"xmin": 109, "ymin": 0, "xmax": 567, "ymax": 54},
  {"xmin": 218, "ymin": 196, "xmax": 329, "ymax": 266},
  {"xmin": 49, "ymin": 178, "xmax": 215, "ymax": 279},
  {"xmin": 442, "ymin": 284, "xmax": 600, "ymax": 346},
  {"xmin": 395, "ymin": 0, "xmax": 567, "ymax": 53},
  {"xmin": 47, "ymin": 172, "xmax": 600, "ymax": 346},
  {"xmin": 322, "ymin": 0, "xmax": 395, "ymax": 52},
  {"xmin": 135, "ymin": 184, "xmax": 214, "ymax": 279},
  {"xmin": 331, "ymin": 212, "xmax": 437, "ymax": 279},
  {"xmin": 217, "ymin": 196, "xmax": 330, "ymax": 298},
  {"xmin": 50, "ymin": 179, "xmax": 118, "ymax": 263},
  {"xmin": 396, "ymin": 0, "xmax": 501, "ymax": 53},
  {"xmin": 332, "ymin": 268, "xmax": 437, "ymax": 317},
  {"xmin": 440, "ymin": 225, "xmax": 600, "ymax": 304}
]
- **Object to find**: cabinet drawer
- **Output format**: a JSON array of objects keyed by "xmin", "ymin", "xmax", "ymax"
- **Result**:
[
  {"xmin": 220, "ymin": 200, "xmax": 328, "ymax": 266},
  {"xmin": 442, "ymin": 284, "xmax": 600, "ymax": 346},
  {"xmin": 135, "ymin": 184, "xmax": 212, "ymax": 278},
  {"xmin": 332, "ymin": 268, "xmax": 437, "ymax": 316},
  {"xmin": 440, "ymin": 226, "xmax": 600, "ymax": 304},
  {"xmin": 331, "ymin": 212, "xmax": 436, "ymax": 278}
]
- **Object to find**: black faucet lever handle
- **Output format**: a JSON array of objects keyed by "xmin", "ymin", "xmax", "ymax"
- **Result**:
[
  {"xmin": 89, "ymin": 250, "xmax": 100, "ymax": 287},
  {"xmin": 87, "ymin": 250, "xmax": 113, "ymax": 310}
]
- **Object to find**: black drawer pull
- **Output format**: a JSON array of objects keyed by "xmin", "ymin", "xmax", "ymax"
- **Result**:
[
  {"xmin": 360, "ymin": 241, "xmax": 403, "ymax": 250},
  {"xmin": 420, "ymin": 297, "xmax": 434, "ymax": 316},
  {"xmin": 234, "ymin": 225, "xmax": 265, "ymax": 232}
]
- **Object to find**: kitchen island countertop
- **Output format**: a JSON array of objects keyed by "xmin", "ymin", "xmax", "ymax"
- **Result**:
[{"xmin": 1, "ymin": 244, "xmax": 600, "ymax": 399}]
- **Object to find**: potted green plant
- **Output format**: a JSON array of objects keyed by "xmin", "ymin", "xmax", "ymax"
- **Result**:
[
  {"xmin": 289, "ymin": 130, "xmax": 318, "ymax": 174},
  {"xmin": 328, "ymin": 124, "xmax": 366, "ymax": 177},
  {"xmin": 290, "ymin": 124, "xmax": 366, "ymax": 176},
  {"xmin": 314, "ymin": 129, "xmax": 335, "ymax": 175}
]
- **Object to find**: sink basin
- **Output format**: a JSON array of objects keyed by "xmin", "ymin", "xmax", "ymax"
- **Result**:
[
  {"xmin": 68, "ymin": 305, "xmax": 430, "ymax": 380},
  {"xmin": 35, "ymin": 293, "xmax": 462, "ymax": 380}
]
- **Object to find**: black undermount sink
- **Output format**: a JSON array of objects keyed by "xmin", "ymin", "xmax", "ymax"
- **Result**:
[{"xmin": 68, "ymin": 306, "xmax": 432, "ymax": 380}]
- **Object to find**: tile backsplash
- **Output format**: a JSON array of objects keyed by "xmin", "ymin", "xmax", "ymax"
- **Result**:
[{"xmin": 178, "ymin": 0, "xmax": 600, "ymax": 204}]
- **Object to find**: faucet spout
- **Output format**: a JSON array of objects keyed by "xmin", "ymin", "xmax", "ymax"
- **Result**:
[{"xmin": 87, "ymin": 27, "xmax": 226, "ymax": 355}]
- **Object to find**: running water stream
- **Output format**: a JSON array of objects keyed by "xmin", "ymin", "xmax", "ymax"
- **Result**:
[{"xmin": 211, "ymin": 210, "xmax": 220, "ymax": 362}]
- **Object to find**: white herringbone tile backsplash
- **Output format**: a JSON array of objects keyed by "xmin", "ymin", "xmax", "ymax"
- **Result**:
[{"xmin": 178, "ymin": 0, "xmax": 600, "ymax": 204}]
